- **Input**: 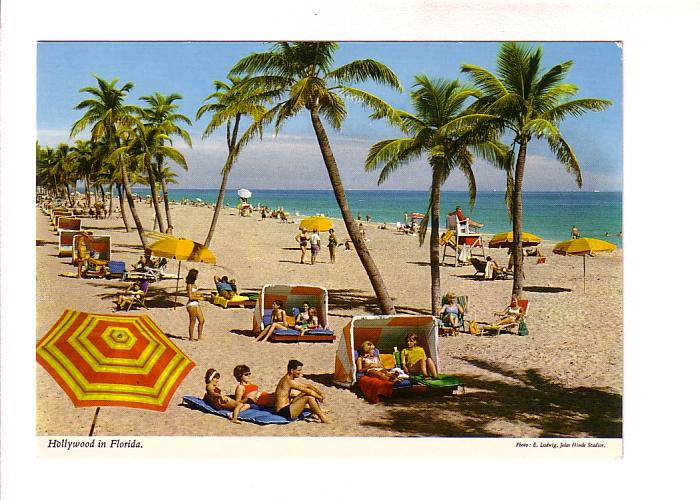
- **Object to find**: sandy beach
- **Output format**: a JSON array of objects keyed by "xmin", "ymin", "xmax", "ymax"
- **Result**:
[{"xmin": 36, "ymin": 201, "xmax": 622, "ymax": 438}]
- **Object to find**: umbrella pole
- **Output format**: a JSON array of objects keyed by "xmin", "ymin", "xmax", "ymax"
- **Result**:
[
  {"xmin": 173, "ymin": 261, "xmax": 181, "ymax": 309},
  {"xmin": 88, "ymin": 407, "xmax": 100, "ymax": 436},
  {"xmin": 583, "ymin": 255, "xmax": 586, "ymax": 293}
]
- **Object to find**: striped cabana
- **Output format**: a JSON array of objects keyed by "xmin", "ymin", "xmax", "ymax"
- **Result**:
[
  {"xmin": 333, "ymin": 315, "xmax": 439, "ymax": 388},
  {"xmin": 252, "ymin": 284, "xmax": 329, "ymax": 333},
  {"xmin": 58, "ymin": 230, "xmax": 92, "ymax": 257},
  {"xmin": 55, "ymin": 216, "xmax": 82, "ymax": 233},
  {"xmin": 72, "ymin": 234, "xmax": 111, "ymax": 264}
]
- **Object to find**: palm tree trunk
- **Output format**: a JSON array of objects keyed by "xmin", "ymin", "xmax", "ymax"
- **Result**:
[
  {"xmin": 204, "ymin": 114, "xmax": 241, "ymax": 248},
  {"xmin": 429, "ymin": 170, "xmax": 442, "ymax": 316},
  {"xmin": 120, "ymin": 162, "xmax": 148, "ymax": 248},
  {"xmin": 146, "ymin": 158, "xmax": 165, "ymax": 232},
  {"xmin": 309, "ymin": 107, "xmax": 395, "ymax": 314},
  {"xmin": 116, "ymin": 184, "xmax": 130, "ymax": 231},
  {"xmin": 511, "ymin": 140, "xmax": 528, "ymax": 298}
]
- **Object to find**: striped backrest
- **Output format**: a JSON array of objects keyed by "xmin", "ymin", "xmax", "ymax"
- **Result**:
[{"xmin": 253, "ymin": 284, "xmax": 328, "ymax": 332}]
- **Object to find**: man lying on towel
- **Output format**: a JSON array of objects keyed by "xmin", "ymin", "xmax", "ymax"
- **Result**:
[{"xmin": 274, "ymin": 360, "xmax": 330, "ymax": 423}]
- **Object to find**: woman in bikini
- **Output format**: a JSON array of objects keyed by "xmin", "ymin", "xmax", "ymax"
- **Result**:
[
  {"xmin": 203, "ymin": 368, "xmax": 245, "ymax": 424},
  {"xmin": 439, "ymin": 292, "xmax": 463, "ymax": 336},
  {"xmin": 186, "ymin": 269, "xmax": 205, "ymax": 341},
  {"xmin": 356, "ymin": 340, "xmax": 399, "ymax": 381},
  {"xmin": 232, "ymin": 365, "xmax": 276, "ymax": 422},
  {"xmin": 255, "ymin": 300, "xmax": 287, "ymax": 342},
  {"xmin": 493, "ymin": 295, "xmax": 523, "ymax": 326}
]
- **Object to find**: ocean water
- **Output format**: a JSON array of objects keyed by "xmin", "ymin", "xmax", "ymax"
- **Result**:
[{"xmin": 134, "ymin": 188, "xmax": 623, "ymax": 247}]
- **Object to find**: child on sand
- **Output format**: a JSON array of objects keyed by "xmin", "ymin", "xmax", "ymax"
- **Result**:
[
  {"xmin": 203, "ymin": 369, "xmax": 245, "ymax": 424},
  {"xmin": 255, "ymin": 300, "xmax": 287, "ymax": 342},
  {"xmin": 232, "ymin": 365, "xmax": 276, "ymax": 422},
  {"xmin": 401, "ymin": 333, "xmax": 438, "ymax": 378}
]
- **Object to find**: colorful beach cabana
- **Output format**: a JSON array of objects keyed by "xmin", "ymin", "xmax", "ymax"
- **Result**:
[
  {"xmin": 58, "ymin": 230, "xmax": 92, "ymax": 257},
  {"xmin": 333, "ymin": 315, "xmax": 439, "ymax": 388},
  {"xmin": 72, "ymin": 234, "xmax": 111, "ymax": 264},
  {"xmin": 55, "ymin": 216, "xmax": 82, "ymax": 233},
  {"xmin": 252, "ymin": 284, "xmax": 334, "ymax": 342}
]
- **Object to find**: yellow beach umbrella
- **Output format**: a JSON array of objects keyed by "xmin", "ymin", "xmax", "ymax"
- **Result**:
[
  {"xmin": 299, "ymin": 215, "xmax": 334, "ymax": 232},
  {"xmin": 489, "ymin": 231, "xmax": 542, "ymax": 248},
  {"xmin": 553, "ymin": 237, "xmax": 616, "ymax": 292},
  {"xmin": 147, "ymin": 237, "xmax": 216, "ymax": 306}
]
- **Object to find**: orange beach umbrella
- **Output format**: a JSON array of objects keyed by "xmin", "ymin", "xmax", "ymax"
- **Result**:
[{"xmin": 36, "ymin": 309, "xmax": 195, "ymax": 435}]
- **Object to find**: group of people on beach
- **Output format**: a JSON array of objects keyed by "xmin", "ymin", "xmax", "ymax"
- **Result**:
[
  {"xmin": 254, "ymin": 300, "xmax": 323, "ymax": 342},
  {"xmin": 295, "ymin": 227, "xmax": 339, "ymax": 264},
  {"xmin": 356, "ymin": 332, "xmax": 438, "ymax": 381},
  {"xmin": 203, "ymin": 360, "xmax": 330, "ymax": 424}
]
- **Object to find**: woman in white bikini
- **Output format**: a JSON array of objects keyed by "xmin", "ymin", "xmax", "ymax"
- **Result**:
[{"xmin": 186, "ymin": 269, "xmax": 205, "ymax": 341}]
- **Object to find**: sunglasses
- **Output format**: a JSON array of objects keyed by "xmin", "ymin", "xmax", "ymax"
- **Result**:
[{"xmin": 243, "ymin": 372, "xmax": 251, "ymax": 376}]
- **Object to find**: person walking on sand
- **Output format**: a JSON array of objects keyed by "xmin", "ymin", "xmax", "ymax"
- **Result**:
[
  {"xmin": 274, "ymin": 360, "xmax": 330, "ymax": 423},
  {"xmin": 295, "ymin": 228, "xmax": 309, "ymax": 264},
  {"xmin": 327, "ymin": 228, "xmax": 338, "ymax": 263},
  {"xmin": 309, "ymin": 228, "xmax": 322, "ymax": 264},
  {"xmin": 571, "ymin": 225, "xmax": 580, "ymax": 239},
  {"xmin": 185, "ymin": 269, "xmax": 205, "ymax": 341}
]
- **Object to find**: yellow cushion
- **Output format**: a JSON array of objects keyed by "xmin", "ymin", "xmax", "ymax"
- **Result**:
[{"xmin": 380, "ymin": 354, "xmax": 396, "ymax": 369}]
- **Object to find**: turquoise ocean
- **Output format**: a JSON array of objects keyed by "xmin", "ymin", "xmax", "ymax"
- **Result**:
[{"xmin": 134, "ymin": 188, "xmax": 623, "ymax": 248}]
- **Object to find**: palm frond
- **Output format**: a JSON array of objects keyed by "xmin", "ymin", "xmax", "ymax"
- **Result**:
[
  {"xmin": 339, "ymin": 87, "xmax": 408, "ymax": 132},
  {"xmin": 365, "ymin": 137, "xmax": 420, "ymax": 178},
  {"xmin": 327, "ymin": 59, "xmax": 402, "ymax": 91},
  {"xmin": 460, "ymin": 64, "xmax": 507, "ymax": 98},
  {"xmin": 547, "ymin": 134, "xmax": 582, "ymax": 187},
  {"xmin": 541, "ymin": 98, "xmax": 612, "ymax": 123}
]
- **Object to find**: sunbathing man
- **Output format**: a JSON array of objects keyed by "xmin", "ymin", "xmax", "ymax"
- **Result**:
[
  {"xmin": 274, "ymin": 360, "xmax": 330, "ymax": 423},
  {"xmin": 214, "ymin": 275, "xmax": 235, "ymax": 299}
]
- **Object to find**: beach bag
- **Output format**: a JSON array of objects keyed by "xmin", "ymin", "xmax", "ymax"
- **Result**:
[
  {"xmin": 469, "ymin": 320, "xmax": 479, "ymax": 336},
  {"xmin": 537, "ymin": 257, "xmax": 546, "ymax": 265},
  {"xmin": 518, "ymin": 319, "xmax": 529, "ymax": 336}
]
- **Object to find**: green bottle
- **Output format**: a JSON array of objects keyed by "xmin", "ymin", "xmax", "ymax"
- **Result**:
[{"xmin": 393, "ymin": 346, "xmax": 401, "ymax": 368}]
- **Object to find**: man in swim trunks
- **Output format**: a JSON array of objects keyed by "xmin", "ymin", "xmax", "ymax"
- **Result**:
[{"xmin": 274, "ymin": 360, "xmax": 330, "ymax": 423}]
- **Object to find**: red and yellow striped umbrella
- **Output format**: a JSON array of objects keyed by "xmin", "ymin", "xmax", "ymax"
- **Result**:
[{"xmin": 37, "ymin": 310, "xmax": 195, "ymax": 432}]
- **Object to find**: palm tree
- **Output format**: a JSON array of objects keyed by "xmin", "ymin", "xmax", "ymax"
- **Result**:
[
  {"xmin": 460, "ymin": 42, "xmax": 612, "ymax": 297},
  {"xmin": 139, "ymin": 92, "xmax": 192, "ymax": 231},
  {"xmin": 366, "ymin": 75, "xmax": 510, "ymax": 314},
  {"xmin": 230, "ymin": 42, "xmax": 403, "ymax": 314},
  {"xmin": 196, "ymin": 76, "xmax": 267, "ymax": 247},
  {"xmin": 71, "ymin": 76, "xmax": 148, "ymax": 246}
]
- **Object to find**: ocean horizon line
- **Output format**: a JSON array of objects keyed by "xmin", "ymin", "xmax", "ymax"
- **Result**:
[{"xmin": 160, "ymin": 188, "xmax": 622, "ymax": 194}]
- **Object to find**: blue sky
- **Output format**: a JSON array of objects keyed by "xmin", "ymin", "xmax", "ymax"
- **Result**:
[{"xmin": 37, "ymin": 41, "xmax": 622, "ymax": 191}]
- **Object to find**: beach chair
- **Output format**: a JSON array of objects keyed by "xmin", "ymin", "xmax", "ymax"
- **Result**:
[
  {"xmin": 437, "ymin": 294, "xmax": 468, "ymax": 335},
  {"xmin": 479, "ymin": 299, "xmax": 530, "ymax": 336},
  {"xmin": 470, "ymin": 257, "xmax": 512, "ymax": 280},
  {"xmin": 107, "ymin": 261, "xmax": 127, "ymax": 280},
  {"xmin": 119, "ymin": 280, "xmax": 150, "ymax": 312}
]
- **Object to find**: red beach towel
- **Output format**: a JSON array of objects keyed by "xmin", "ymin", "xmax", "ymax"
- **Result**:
[{"xmin": 357, "ymin": 375, "xmax": 394, "ymax": 404}]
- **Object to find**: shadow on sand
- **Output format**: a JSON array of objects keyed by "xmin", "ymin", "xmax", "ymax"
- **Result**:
[
  {"xmin": 523, "ymin": 286, "xmax": 572, "ymax": 293},
  {"xmin": 353, "ymin": 356, "xmax": 621, "ymax": 438}
]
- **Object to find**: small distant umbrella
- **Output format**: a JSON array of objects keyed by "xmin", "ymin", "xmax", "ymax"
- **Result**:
[
  {"xmin": 147, "ymin": 237, "xmax": 216, "ymax": 306},
  {"xmin": 409, "ymin": 212, "xmax": 424, "ymax": 220},
  {"xmin": 553, "ymin": 237, "xmax": 617, "ymax": 292},
  {"xmin": 299, "ymin": 215, "xmax": 334, "ymax": 232},
  {"xmin": 36, "ymin": 309, "xmax": 195, "ymax": 435},
  {"xmin": 237, "ymin": 188, "xmax": 252, "ymax": 200},
  {"xmin": 489, "ymin": 231, "xmax": 542, "ymax": 248}
]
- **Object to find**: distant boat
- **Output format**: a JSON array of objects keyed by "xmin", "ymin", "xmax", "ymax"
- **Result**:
[{"xmin": 593, "ymin": 190, "xmax": 600, "ymax": 193}]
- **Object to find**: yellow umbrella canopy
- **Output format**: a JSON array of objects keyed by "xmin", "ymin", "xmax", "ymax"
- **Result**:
[
  {"xmin": 147, "ymin": 237, "xmax": 216, "ymax": 263},
  {"xmin": 489, "ymin": 231, "xmax": 542, "ymax": 248},
  {"xmin": 553, "ymin": 237, "xmax": 617, "ymax": 292},
  {"xmin": 553, "ymin": 237, "xmax": 617, "ymax": 256},
  {"xmin": 299, "ymin": 215, "xmax": 334, "ymax": 232}
]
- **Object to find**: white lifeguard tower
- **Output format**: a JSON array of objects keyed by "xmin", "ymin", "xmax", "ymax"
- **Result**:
[{"xmin": 441, "ymin": 215, "xmax": 485, "ymax": 266}]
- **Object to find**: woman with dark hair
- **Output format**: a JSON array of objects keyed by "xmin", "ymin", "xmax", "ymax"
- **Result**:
[{"xmin": 186, "ymin": 269, "xmax": 205, "ymax": 341}]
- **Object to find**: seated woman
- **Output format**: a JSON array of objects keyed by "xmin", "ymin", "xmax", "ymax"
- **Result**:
[
  {"xmin": 255, "ymin": 300, "xmax": 287, "ymax": 342},
  {"xmin": 493, "ymin": 295, "xmax": 524, "ymax": 326},
  {"xmin": 356, "ymin": 341, "xmax": 399, "ymax": 381},
  {"xmin": 214, "ymin": 275, "xmax": 235, "ymax": 299},
  {"xmin": 401, "ymin": 332, "xmax": 438, "ymax": 379},
  {"xmin": 232, "ymin": 365, "xmax": 276, "ymax": 423},
  {"xmin": 113, "ymin": 280, "xmax": 145, "ymax": 310},
  {"xmin": 293, "ymin": 302, "xmax": 311, "ymax": 332},
  {"xmin": 439, "ymin": 293, "xmax": 463, "ymax": 336},
  {"xmin": 485, "ymin": 256, "xmax": 506, "ymax": 279},
  {"xmin": 203, "ymin": 369, "xmax": 245, "ymax": 424},
  {"xmin": 296, "ymin": 305, "xmax": 321, "ymax": 336}
]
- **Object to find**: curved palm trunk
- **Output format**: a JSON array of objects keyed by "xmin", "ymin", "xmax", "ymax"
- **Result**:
[
  {"xmin": 159, "ymin": 165, "xmax": 174, "ymax": 230},
  {"xmin": 120, "ymin": 161, "xmax": 148, "ymax": 249},
  {"xmin": 204, "ymin": 114, "xmax": 241, "ymax": 248},
  {"xmin": 116, "ymin": 184, "xmax": 129, "ymax": 231},
  {"xmin": 309, "ymin": 107, "xmax": 395, "ymax": 314},
  {"xmin": 146, "ymin": 157, "xmax": 165, "ymax": 232},
  {"xmin": 511, "ymin": 140, "xmax": 528, "ymax": 298},
  {"xmin": 429, "ymin": 172, "xmax": 442, "ymax": 316}
]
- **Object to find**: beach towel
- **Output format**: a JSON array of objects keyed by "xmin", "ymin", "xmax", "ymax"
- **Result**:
[
  {"xmin": 410, "ymin": 374, "xmax": 465, "ymax": 388},
  {"xmin": 182, "ymin": 396, "xmax": 312, "ymax": 425},
  {"xmin": 356, "ymin": 375, "xmax": 394, "ymax": 404}
]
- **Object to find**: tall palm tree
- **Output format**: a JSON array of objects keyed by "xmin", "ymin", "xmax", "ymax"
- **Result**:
[
  {"xmin": 71, "ymin": 76, "xmax": 148, "ymax": 247},
  {"xmin": 230, "ymin": 42, "xmax": 403, "ymax": 314},
  {"xmin": 139, "ymin": 92, "xmax": 192, "ymax": 231},
  {"xmin": 366, "ymin": 75, "xmax": 510, "ymax": 314},
  {"xmin": 196, "ymin": 76, "xmax": 267, "ymax": 247},
  {"xmin": 460, "ymin": 42, "xmax": 612, "ymax": 297}
]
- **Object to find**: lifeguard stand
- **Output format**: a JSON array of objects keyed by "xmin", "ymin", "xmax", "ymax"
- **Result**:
[{"xmin": 441, "ymin": 215, "xmax": 485, "ymax": 266}]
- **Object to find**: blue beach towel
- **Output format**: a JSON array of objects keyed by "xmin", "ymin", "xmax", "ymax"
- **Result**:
[{"xmin": 182, "ymin": 396, "xmax": 312, "ymax": 425}]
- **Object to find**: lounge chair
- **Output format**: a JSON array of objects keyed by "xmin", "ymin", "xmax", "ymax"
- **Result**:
[
  {"xmin": 107, "ymin": 261, "xmax": 127, "ymax": 280},
  {"xmin": 478, "ymin": 299, "xmax": 530, "ymax": 336},
  {"xmin": 83, "ymin": 257, "xmax": 109, "ymax": 279},
  {"xmin": 437, "ymin": 294, "xmax": 468, "ymax": 335},
  {"xmin": 470, "ymin": 257, "xmax": 513, "ymax": 280},
  {"xmin": 116, "ymin": 280, "xmax": 149, "ymax": 311}
]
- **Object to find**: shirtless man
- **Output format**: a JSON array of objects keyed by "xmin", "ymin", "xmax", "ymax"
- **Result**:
[{"xmin": 274, "ymin": 360, "xmax": 330, "ymax": 423}]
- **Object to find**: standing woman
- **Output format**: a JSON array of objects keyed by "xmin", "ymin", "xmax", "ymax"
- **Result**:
[
  {"xmin": 185, "ymin": 269, "xmax": 205, "ymax": 341},
  {"xmin": 295, "ymin": 228, "xmax": 309, "ymax": 264},
  {"xmin": 327, "ymin": 228, "xmax": 338, "ymax": 263}
]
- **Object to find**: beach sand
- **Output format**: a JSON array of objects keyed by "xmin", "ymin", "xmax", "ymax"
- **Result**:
[{"xmin": 36, "ymin": 201, "xmax": 622, "ymax": 438}]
